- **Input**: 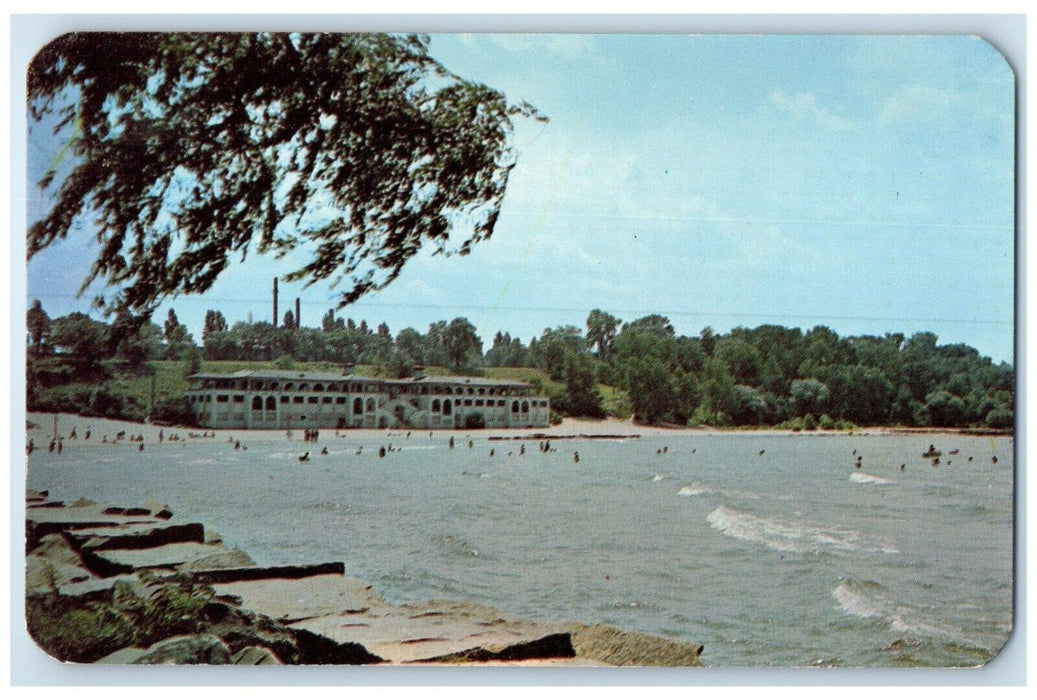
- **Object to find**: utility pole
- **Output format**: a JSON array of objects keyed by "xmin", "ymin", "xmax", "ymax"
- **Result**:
[{"xmin": 273, "ymin": 278, "xmax": 279, "ymax": 328}]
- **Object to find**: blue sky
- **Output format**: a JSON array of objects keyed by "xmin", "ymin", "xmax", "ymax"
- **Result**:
[{"xmin": 25, "ymin": 33, "xmax": 1016, "ymax": 362}]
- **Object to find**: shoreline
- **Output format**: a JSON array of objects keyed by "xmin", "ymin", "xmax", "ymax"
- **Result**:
[
  {"xmin": 25, "ymin": 412, "xmax": 1011, "ymax": 449},
  {"xmin": 25, "ymin": 491, "xmax": 704, "ymax": 666}
]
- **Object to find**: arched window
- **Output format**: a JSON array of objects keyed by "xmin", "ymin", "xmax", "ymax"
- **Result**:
[
  {"xmin": 432, "ymin": 399, "xmax": 441, "ymax": 412},
  {"xmin": 265, "ymin": 396, "xmax": 276, "ymax": 411},
  {"xmin": 313, "ymin": 384, "xmax": 324, "ymax": 392},
  {"xmin": 353, "ymin": 398, "xmax": 363, "ymax": 415},
  {"xmin": 251, "ymin": 396, "xmax": 262, "ymax": 411},
  {"xmin": 522, "ymin": 401, "xmax": 529, "ymax": 413},
  {"xmin": 284, "ymin": 383, "xmax": 295, "ymax": 391},
  {"xmin": 512, "ymin": 401, "xmax": 520, "ymax": 413},
  {"xmin": 298, "ymin": 383, "xmax": 310, "ymax": 392},
  {"xmin": 366, "ymin": 398, "xmax": 376, "ymax": 412},
  {"xmin": 443, "ymin": 400, "xmax": 452, "ymax": 416}
]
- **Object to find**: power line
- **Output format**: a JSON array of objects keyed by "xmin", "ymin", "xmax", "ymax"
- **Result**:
[{"xmin": 28, "ymin": 292, "xmax": 1013, "ymax": 327}]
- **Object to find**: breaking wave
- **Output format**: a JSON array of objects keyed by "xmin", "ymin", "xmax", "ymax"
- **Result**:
[
  {"xmin": 707, "ymin": 504, "xmax": 899, "ymax": 555},
  {"xmin": 677, "ymin": 482, "xmax": 712, "ymax": 497},
  {"xmin": 833, "ymin": 579, "xmax": 983, "ymax": 649},
  {"xmin": 850, "ymin": 472, "xmax": 893, "ymax": 485}
]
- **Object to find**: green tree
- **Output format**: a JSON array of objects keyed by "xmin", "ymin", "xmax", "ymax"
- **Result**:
[
  {"xmin": 442, "ymin": 317, "xmax": 482, "ymax": 370},
  {"xmin": 699, "ymin": 356, "xmax": 735, "ymax": 425},
  {"xmin": 201, "ymin": 310, "xmax": 228, "ymax": 342},
  {"xmin": 28, "ymin": 32, "xmax": 544, "ymax": 318},
  {"xmin": 585, "ymin": 309, "xmax": 621, "ymax": 360},
  {"xmin": 561, "ymin": 352, "xmax": 604, "ymax": 418},
  {"xmin": 50, "ymin": 312, "xmax": 110, "ymax": 361},
  {"xmin": 531, "ymin": 326, "xmax": 586, "ymax": 380},
  {"xmin": 625, "ymin": 357, "xmax": 673, "ymax": 425},
  {"xmin": 26, "ymin": 299, "xmax": 51, "ymax": 355}
]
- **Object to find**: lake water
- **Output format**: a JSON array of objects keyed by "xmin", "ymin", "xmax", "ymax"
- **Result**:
[{"xmin": 26, "ymin": 432, "xmax": 1014, "ymax": 667}]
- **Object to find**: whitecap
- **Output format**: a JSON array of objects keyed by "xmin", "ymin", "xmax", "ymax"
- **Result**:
[
  {"xmin": 678, "ymin": 482, "xmax": 711, "ymax": 497},
  {"xmin": 850, "ymin": 472, "xmax": 893, "ymax": 485},
  {"xmin": 833, "ymin": 579, "xmax": 979, "ymax": 647},
  {"xmin": 707, "ymin": 504, "xmax": 899, "ymax": 555}
]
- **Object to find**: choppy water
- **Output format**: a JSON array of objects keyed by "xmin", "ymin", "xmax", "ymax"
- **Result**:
[{"xmin": 26, "ymin": 432, "xmax": 1014, "ymax": 667}]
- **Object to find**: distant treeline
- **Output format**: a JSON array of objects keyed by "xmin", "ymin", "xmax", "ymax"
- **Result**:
[{"xmin": 26, "ymin": 301, "xmax": 1014, "ymax": 430}]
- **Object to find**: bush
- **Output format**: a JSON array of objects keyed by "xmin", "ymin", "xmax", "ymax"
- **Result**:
[
  {"xmin": 26, "ymin": 572, "xmax": 215, "ymax": 663},
  {"xmin": 802, "ymin": 413, "xmax": 817, "ymax": 430},
  {"xmin": 985, "ymin": 407, "xmax": 1013, "ymax": 429},
  {"xmin": 549, "ymin": 410, "xmax": 564, "ymax": 425},
  {"xmin": 463, "ymin": 413, "xmax": 485, "ymax": 429},
  {"xmin": 150, "ymin": 397, "xmax": 198, "ymax": 426},
  {"xmin": 272, "ymin": 354, "xmax": 296, "ymax": 370},
  {"xmin": 818, "ymin": 413, "xmax": 835, "ymax": 430}
]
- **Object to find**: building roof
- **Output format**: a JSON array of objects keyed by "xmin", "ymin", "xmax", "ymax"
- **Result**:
[
  {"xmin": 186, "ymin": 369, "xmax": 531, "ymax": 388},
  {"xmin": 188, "ymin": 369, "xmax": 352, "ymax": 382}
]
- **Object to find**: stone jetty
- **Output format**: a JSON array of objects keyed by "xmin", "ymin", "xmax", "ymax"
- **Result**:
[{"xmin": 25, "ymin": 490, "xmax": 703, "ymax": 666}]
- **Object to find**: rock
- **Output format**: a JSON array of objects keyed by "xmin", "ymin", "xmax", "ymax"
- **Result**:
[
  {"xmin": 143, "ymin": 501, "xmax": 174, "ymax": 519},
  {"xmin": 422, "ymin": 631, "xmax": 575, "ymax": 663},
  {"xmin": 231, "ymin": 646, "xmax": 283, "ymax": 665},
  {"xmin": 82, "ymin": 542, "xmax": 238, "ymax": 577},
  {"xmin": 102, "ymin": 506, "xmax": 152, "ymax": 516},
  {"xmin": 211, "ymin": 573, "xmax": 384, "ymax": 622},
  {"xmin": 98, "ymin": 634, "xmax": 232, "ymax": 664},
  {"xmin": 292, "ymin": 598, "xmax": 571, "ymax": 664},
  {"xmin": 25, "ymin": 555, "xmax": 94, "ymax": 595},
  {"xmin": 26, "ymin": 505, "xmax": 163, "ymax": 552},
  {"xmin": 199, "ymin": 599, "xmax": 302, "ymax": 663},
  {"xmin": 71, "ymin": 498, "xmax": 97, "ymax": 508},
  {"xmin": 564, "ymin": 623, "xmax": 703, "ymax": 667},
  {"xmin": 67, "ymin": 522, "xmax": 205, "ymax": 553},
  {"xmin": 178, "ymin": 549, "xmax": 255, "ymax": 572},
  {"xmin": 188, "ymin": 562, "xmax": 345, "ymax": 585},
  {"xmin": 291, "ymin": 627, "xmax": 384, "ymax": 665}
]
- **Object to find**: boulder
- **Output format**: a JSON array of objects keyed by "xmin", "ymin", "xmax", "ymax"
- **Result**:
[
  {"xmin": 66, "ymin": 522, "xmax": 205, "ymax": 553},
  {"xmin": 231, "ymin": 646, "xmax": 283, "ymax": 665},
  {"xmin": 98, "ymin": 634, "xmax": 232, "ymax": 664},
  {"xmin": 177, "ymin": 549, "xmax": 255, "ymax": 572},
  {"xmin": 564, "ymin": 623, "xmax": 703, "ymax": 667}
]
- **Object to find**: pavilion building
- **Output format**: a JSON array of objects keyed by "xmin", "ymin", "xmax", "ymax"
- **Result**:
[{"xmin": 183, "ymin": 369, "xmax": 550, "ymax": 430}]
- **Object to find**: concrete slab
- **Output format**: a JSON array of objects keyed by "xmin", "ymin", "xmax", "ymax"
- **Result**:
[
  {"xmin": 84, "ymin": 542, "xmax": 234, "ymax": 576},
  {"xmin": 290, "ymin": 598, "xmax": 573, "ymax": 664},
  {"xmin": 211, "ymin": 573, "xmax": 385, "ymax": 623},
  {"xmin": 65, "ymin": 522, "xmax": 205, "ymax": 552}
]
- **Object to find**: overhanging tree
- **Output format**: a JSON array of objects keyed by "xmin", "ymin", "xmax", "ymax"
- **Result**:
[{"xmin": 28, "ymin": 32, "xmax": 544, "ymax": 318}]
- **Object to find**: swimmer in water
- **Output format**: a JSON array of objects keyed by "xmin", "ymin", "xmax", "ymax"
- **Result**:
[
  {"xmin": 298, "ymin": 452, "xmax": 310, "ymax": 462},
  {"xmin": 573, "ymin": 451, "xmax": 580, "ymax": 464}
]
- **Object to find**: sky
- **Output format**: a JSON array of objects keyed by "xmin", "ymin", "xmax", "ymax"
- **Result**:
[{"xmin": 23, "ymin": 32, "xmax": 1017, "ymax": 362}]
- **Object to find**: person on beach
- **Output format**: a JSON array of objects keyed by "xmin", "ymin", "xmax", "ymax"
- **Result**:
[
  {"xmin": 69, "ymin": 426, "xmax": 77, "ymax": 440},
  {"xmin": 449, "ymin": 436, "xmax": 455, "ymax": 449},
  {"xmin": 85, "ymin": 426, "xmax": 91, "ymax": 440},
  {"xmin": 320, "ymin": 446, "xmax": 329, "ymax": 455},
  {"xmin": 159, "ymin": 429, "xmax": 163, "ymax": 443}
]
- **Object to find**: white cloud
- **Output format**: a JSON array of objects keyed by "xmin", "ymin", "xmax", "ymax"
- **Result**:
[
  {"xmin": 769, "ymin": 90, "xmax": 852, "ymax": 131},
  {"xmin": 877, "ymin": 84, "xmax": 965, "ymax": 124}
]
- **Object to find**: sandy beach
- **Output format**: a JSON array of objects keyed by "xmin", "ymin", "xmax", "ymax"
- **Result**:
[{"xmin": 26, "ymin": 411, "xmax": 992, "ymax": 453}]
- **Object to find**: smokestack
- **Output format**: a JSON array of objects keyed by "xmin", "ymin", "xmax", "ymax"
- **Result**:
[
  {"xmin": 295, "ymin": 297, "xmax": 301, "ymax": 329},
  {"xmin": 273, "ymin": 278, "xmax": 279, "ymax": 327}
]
